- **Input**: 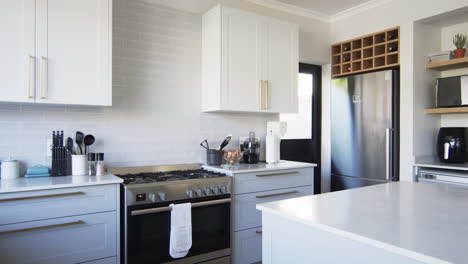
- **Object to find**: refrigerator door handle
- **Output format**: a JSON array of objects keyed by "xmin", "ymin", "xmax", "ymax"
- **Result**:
[{"xmin": 386, "ymin": 128, "xmax": 394, "ymax": 181}]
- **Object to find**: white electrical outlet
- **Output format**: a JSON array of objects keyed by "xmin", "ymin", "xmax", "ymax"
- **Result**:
[{"xmin": 46, "ymin": 139, "xmax": 53, "ymax": 157}]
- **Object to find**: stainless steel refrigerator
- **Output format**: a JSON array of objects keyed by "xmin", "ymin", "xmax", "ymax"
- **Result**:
[{"xmin": 331, "ymin": 70, "xmax": 399, "ymax": 191}]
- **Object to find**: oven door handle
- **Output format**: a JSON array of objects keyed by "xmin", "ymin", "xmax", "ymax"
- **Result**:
[{"xmin": 130, "ymin": 198, "xmax": 231, "ymax": 216}]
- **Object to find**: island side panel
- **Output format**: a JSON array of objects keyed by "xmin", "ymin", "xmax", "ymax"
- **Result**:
[{"xmin": 261, "ymin": 212, "xmax": 426, "ymax": 264}]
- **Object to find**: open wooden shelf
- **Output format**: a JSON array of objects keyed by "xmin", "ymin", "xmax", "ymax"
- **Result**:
[
  {"xmin": 331, "ymin": 27, "xmax": 400, "ymax": 77},
  {"xmin": 426, "ymin": 57, "xmax": 468, "ymax": 71},
  {"xmin": 424, "ymin": 107, "xmax": 468, "ymax": 114}
]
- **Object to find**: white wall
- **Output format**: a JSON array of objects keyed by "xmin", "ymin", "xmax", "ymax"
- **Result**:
[
  {"xmin": 330, "ymin": 0, "xmax": 468, "ymax": 181},
  {"xmin": 0, "ymin": 0, "xmax": 278, "ymax": 174}
]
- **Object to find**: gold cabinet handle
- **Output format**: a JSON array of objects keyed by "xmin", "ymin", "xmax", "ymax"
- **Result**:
[
  {"xmin": 39, "ymin": 56, "xmax": 47, "ymax": 99},
  {"xmin": 256, "ymin": 171, "xmax": 299, "ymax": 177},
  {"xmin": 265, "ymin": 80, "xmax": 269, "ymax": 109},
  {"xmin": 259, "ymin": 80, "xmax": 263, "ymax": 110},
  {"xmin": 0, "ymin": 221, "xmax": 84, "ymax": 235},
  {"xmin": 27, "ymin": 55, "xmax": 35, "ymax": 98},
  {"xmin": 0, "ymin": 191, "xmax": 85, "ymax": 203},
  {"xmin": 256, "ymin": 191, "xmax": 299, "ymax": 199},
  {"xmin": 256, "ymin": 230, "xmax": 262, "ymax": 234}
]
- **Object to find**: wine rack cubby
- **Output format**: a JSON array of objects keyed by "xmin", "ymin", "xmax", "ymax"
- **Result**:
[{"xmin": 331, "ymin": 26, "xmax": 400, "ymax": 77}]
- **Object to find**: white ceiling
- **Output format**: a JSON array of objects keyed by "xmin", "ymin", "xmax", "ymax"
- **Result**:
[
  {"xmin": 275, "ymin": 0, "xmax": 374, "ymax": 16},
  {"xmin": 143, "ymin": 0, "xmax": 391, "ymax": 22}
]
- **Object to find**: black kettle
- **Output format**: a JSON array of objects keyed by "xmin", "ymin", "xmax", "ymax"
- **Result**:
[{"xmin": 437, "ymin": 127, "xmax": 466, "ymax": 163}]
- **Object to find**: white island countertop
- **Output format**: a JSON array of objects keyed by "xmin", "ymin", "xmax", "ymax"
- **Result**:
[
  {"xmin": 0, "ymin": 174, "xmax": 123, "ymax": 194},
  {"xmin": 203, "ymin": 160, "xmax": 316, "ymax": 175},
  {"xmin": 257, "ymin": 182, "xmax": 468, "ymax": 264}
]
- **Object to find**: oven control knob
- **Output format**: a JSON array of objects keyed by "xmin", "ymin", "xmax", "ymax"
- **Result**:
[
  {"xmin": 148, "ymin": 193, "xmax": 157, "ymax": 203},
  {"xmin": 195, "ymin": 189, "xmax": 202, "ymax": 197},
  {"xmin": 186, "ymin": 189, "xmax": 194, "ymax": 198},
  {"xmin": 220, "ymin": 186, "xmax": 227, "ymax": 194},
  {"xmin": 212, "ymin": 186, "xmax": 219, "ymax": 195},
  {"xmin": 158, "ymin": 192, "xmax": 166, "ymax": 201},
  {"xmin": 204, "ymin": 188, "xmax": 211, "ymax": 196}
]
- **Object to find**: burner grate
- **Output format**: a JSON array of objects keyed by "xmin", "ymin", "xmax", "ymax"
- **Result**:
[{"xmin": 116, "ymin": 169, "xmax": 224, "ymax": 184}]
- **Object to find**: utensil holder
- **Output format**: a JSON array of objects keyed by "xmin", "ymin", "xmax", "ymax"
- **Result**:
[
  {"xmin": 72, "ymin": 155, "xmax": 88, "ymax": 176},
  {"xmin": 206, "ymin": 149, "xmax": 222, "ymax": 166}
]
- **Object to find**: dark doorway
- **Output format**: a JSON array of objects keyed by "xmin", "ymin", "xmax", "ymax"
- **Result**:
[{"xmin": 280, "ymin": 63, "xmax": 322, "ymax": 194}]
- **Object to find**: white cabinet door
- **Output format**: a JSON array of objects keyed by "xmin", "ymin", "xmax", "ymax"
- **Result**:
[
  {"xmin": 221, "ymin": 7, "xmax": 262, "ymax": 112},
  {"xmin": 36, "ymin": 0, "xmax": 111, "ymax": 106},
  {"xmin": 265, "ymin": 19, "xmax": 298, "ymax": 113},
  {"xmin": 0, "ymin": 0, "xmax": 35, "ymax": 103}
]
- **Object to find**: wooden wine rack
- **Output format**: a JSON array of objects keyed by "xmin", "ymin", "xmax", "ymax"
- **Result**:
[{"xmin": 331, "ymin": 27, "xmax": 400, "ymax": 77}]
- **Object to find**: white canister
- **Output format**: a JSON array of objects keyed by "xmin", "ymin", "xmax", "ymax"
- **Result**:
[
  {"xmin": 72, "ymin": 155, "xmax": 88, "ymax": 176},
  {"xmin": 1, "ymin": 159, "xmax": 20, "ymax": 179}
]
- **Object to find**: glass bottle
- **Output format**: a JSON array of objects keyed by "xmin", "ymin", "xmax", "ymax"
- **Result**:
[
  {"xmin": 88, "ymin": 153, "xmax": 96, "ymax": 176},
  {"xmin": 96, "ymin": 153, "xmax": 105, "ymax": 176}
]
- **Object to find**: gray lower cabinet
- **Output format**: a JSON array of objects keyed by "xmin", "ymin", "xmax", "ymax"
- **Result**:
[
  {"xmin": 231, "ymin": 167, "xmax": 314, "ymax": 264},
  {"xmin": 0, "ymin": 184, "xmax": 120, "ymax": 264},
  {"xmin": 233, "ymin": 228, "xmax": 263, "ymax": 264},
  {"xmin": 80, "ymin": 257, "xmax": 117, "ymax": 264}
]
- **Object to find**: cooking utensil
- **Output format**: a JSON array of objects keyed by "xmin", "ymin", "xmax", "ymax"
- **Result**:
[
  {"xmin": 218, "ymin": 135, "xmax": 232, "ymax": 151},
  {"xmin": 83, "ymin": 134, "xmax": 95, "ymax": 154},
  {"xmin": 75, "ymin": 131, "xmax": 84, "ymax": 155},
  {"xmin": 200, "ymin": 139, "xmax": 210, "ymax": 150},
  {"xmin": 66, "ymin": 137, "xmax": 74, "ymax": 154}
]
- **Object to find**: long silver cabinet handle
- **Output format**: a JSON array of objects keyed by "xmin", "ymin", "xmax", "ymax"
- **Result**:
[
  {"xmin": 256, "ymin": 171, "xmax": 299, "ymax": 177},
  {"xmin": 0, "ymin": 191, "xmax": 85, "ymax": 202},
  {"xmin": 27, "ymin": 55, "xmax": 35, "ymax": 98},
  {"xmin": 131, "ymin": 198, "xmax": 231, "ymax": 216},
  {"xmin": 256, "ymin": 191, "xmax": 299, "ymax": 199},
  {"xmin": 39, "ymin": 56, "xmax": 48, "ymax": 99},
  {"xmin": 0, "ymin": 221, "xmax": 84, "ymax": 235},
  {"xmin": 265, "ymin": 80, "xmax": 269, "ymax": 109}
]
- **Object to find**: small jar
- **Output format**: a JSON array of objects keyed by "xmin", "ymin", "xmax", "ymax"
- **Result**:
[
  {"xmin": 88, "ymin": 153, "xmax": 96, "ymax": 176},
  {"xmin": 96, "ymin": 153, "xmax": 105, "ymax": 176},
  {"xmin": 1, "ymin": 158, "xmax": 19, "ymax": 180}
]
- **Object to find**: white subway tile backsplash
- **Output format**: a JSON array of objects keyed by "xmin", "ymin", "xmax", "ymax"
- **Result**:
[{"xmin": 0, "ymin": 0, "xmax": 276, "ymax": 175}]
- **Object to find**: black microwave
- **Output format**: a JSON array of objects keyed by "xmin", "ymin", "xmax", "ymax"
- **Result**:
[{"xmin": 436, "ymin": 75, "xmax": 468, "ymax": 107}]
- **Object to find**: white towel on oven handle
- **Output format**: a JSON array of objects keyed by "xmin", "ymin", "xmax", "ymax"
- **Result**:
[{"xmin": 169, "ymin": 203, "xmax": 192, "ymax": 259}]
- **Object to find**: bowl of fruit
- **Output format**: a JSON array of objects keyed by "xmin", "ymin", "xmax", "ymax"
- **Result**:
[{"xmin": 222, "ymin": 149, "xmax": 242, "ymax": 168}]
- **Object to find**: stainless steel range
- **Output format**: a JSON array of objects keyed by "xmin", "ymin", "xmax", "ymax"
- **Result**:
[{"xmin": 109, "ymin": 164, "xmax": 231, "ymax": 264}]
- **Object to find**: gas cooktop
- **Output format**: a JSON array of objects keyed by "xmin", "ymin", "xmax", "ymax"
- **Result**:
[{"xmin": 116, "ymin": 169, "xmax": 226, "ymax": 185}]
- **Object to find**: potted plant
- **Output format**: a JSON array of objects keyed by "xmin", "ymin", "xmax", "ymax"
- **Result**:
[{"xmin": 453, "ymin": 33, "xmax": 467, "ymax": 58}]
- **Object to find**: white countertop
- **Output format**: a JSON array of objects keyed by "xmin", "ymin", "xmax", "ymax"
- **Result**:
[
  {"xmin": 415, "ymin": 156, "xmax": 468, "ymax": 172},
  {"xmin": 257, "ymin": 182, "xmax": 468, "ymax": 264},
  {"xmin": 0, "ymin": 174, "xmax": 123, "ymax": 194},
  {"xmin": 203, "ymin": 160, "xmax": 316, "ymax": 175}
]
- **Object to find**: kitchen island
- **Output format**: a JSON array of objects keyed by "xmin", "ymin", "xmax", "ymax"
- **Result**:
[{"xmin": 257, "ymin": 182, "xmax": 468, "ymax": 264}]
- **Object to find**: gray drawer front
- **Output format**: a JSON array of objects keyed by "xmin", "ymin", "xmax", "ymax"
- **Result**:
[
  {"xmin": 0, "ymin": 211, "xmax": 117, "ymax": 264},
  {"xmin": 232, "ymin": 167, "xmax": 313, "ymax": 194},
  {"xmin": 232, "ymin": 186, "xmax": 312, "ymax": 231},
  {"xmin": 0, "ymin": 184, "xmax": 118, "ymax": 225},
  {"xmin": 232, "ymin": 228, "xmax": 262, "ymax": 264}
]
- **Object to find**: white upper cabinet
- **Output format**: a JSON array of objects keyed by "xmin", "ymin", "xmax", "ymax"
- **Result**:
[
  {"xmin": 0, "ymin": 0, "xmax": 112, "ymax": 106},
  {"xmin": 202, "ymin": 5, "xmax": 298, "ymax": 113},
  {"xmin": 0, "ymin": 0, "xmax": 36, "ymax": 103},
  {"xmin": 266, "ymin": 19, "xmax": 298, "ymax": 113}
]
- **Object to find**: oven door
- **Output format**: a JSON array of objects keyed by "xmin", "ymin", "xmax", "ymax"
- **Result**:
[{"xmin": 125, "ymin": 195, "xmax": 231, "ymax": 264}]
